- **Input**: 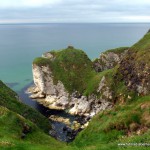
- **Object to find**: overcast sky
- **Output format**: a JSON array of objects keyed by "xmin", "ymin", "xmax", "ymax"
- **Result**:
[{"xmin": 0, "ymin": 0, "xmax": 150, "ymax": 23}]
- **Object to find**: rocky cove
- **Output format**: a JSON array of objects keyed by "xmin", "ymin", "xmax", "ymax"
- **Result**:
[
  {"xmin": 23, "ymin": 46, "xmax": 129, "ymax": 141},
  {"xmin": 16, "ymin": 83, "xmax": 86, "ymax": 142},
  {"xmin": 24, "ymin": 36, "xmax": 150, "ymax": 143},
  {"xmin": 25, "ymin": 84, "xmax": 93, "ymax": 142},
  {"xmin": 28, "ymin": 47, "xmax": 116, "ymax": 117}
]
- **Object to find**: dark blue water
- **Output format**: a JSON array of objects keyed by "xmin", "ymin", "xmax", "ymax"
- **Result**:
[{"xmin": 0, "ymin": 23, "xmax": 150, "ymax": 92}]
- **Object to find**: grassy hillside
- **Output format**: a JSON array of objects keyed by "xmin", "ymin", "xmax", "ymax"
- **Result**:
[
  {"xmin": 104, "ymin": 47, "xmax": 129, "ymax": 54},
  {"xmin": 1, "ymin": 31, "xmax": 150, "ymax": 149},
  {"xmin": 0, "ymin": 106, "xmax": 66, "ymax": 150},
  {"xmin": 0, "ymin": 80, "xmax": 49, "ymax": 132},
  {"xmin": 70, "ymin": 96, "xmax": 150, "ymax": 150},
  {"xmin": 0, "ymin": 81, "xmax": 66, "ymax": 150}
]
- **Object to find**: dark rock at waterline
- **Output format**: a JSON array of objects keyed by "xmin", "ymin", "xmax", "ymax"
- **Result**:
[
  {"xmin": 63, "ymin": 126, "xmax": 67, "ymax": 131},
  {"xmin": 49, "ymin": 130, "xmax": 57, "ymax": 138},
  {"xmin": 20, "ymin": 82, "xmax": 87, "ymax": 142},
  {"xmin": 75, "ymin": 115, "xmax": 90, "ymax": 125},
  {"xmin": 21, "ymin": 123, "xmax": 31, "ymax": 139},
  {"xmin": 49, "ymin": 123, "xmax": 83, "ymax": 142}
]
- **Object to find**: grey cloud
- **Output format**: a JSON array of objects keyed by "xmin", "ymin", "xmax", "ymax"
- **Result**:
[{"xmin": 0, "ymin": 0, "xmax": 150, "ymax": 23}]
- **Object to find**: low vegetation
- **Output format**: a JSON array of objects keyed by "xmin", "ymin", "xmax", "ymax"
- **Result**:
[
  {"xmin": 0, "ymin": 105, "xmax": 66, "ymax": 150},
  {"xmin": 70, "ymin": 96, "xmax": 150, "ymax": 150},
  {"xmin": 104, "ymin": 47, "xmax": 129, "ymax": 54},
  {"xmin": 33, "ymin": 57, "xmax": 51, "ymax": 67},
  {"xmin": 0, "ymin": 80, "xmax": 67, "ymax": 150},
  {"xmin": 0, "ymin": 80, "xmax": 49, "ymax": 132}
]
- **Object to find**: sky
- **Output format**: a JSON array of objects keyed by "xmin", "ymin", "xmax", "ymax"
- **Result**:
[{"xmin": 0, "ymin": 0, "xmax": 150, "ymax": 23}]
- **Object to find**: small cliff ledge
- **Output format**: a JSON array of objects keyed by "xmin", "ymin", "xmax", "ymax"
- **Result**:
[{"xmin": 93, "ymin": 47, "xmax": 129, "ymax": 72}]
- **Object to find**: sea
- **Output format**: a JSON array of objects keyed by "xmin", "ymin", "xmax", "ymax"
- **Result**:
[
  {"xmin": 0, "ymin": 23, "xmax": 150, "ymax": 93},
  {"xmin": 0, "ymin": 23, "xmax": 150, "ymax": 142}
]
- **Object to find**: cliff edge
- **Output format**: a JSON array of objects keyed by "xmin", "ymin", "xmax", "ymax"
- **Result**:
[{"xmin": 29, "ymin": 32, "xmax": 150, "ymax": 119}]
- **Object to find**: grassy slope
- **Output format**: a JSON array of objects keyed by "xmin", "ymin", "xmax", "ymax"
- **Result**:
[
  {"xmin": 0, "ymin": 81, "xmax": 66, "ymax": 150},
  {"xmin": 70, "ymin": 96, "xmax": 150, "ymax": 150},
  {"xmin": 84, "ymin": 68, "xmax": 114, "ymax": 96},
  {"xmin": 129, "ymin": 31, "xmax": 150, "ymax": 69},
  {"xmin": 104, "ymin": 47, "xmax": 129, "ymax": 54},
  {"xmin": 117, "ymin": 32, "xmax": 150, "ymax": 97},
  {"xmin": 1, "ymin": 83, "xmax": 149, "ymax": 150},
  {"xmin": 0, "ymin": 80, "xmax": 49, "ymax": 132},
  {"xmin": 0, "ymin": 106, "xmax": 66, "ymax": 150}
]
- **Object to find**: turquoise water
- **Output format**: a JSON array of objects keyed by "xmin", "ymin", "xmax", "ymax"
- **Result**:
[{"xmin": 0, "ymin": 23, "xmax": 150, "ymax": 92}]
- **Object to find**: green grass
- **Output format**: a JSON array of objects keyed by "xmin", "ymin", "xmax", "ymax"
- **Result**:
[
  {"xmin": 126, "ymin": 31, "xmax": 150, "ymax": 68},
  {"xmin": 1, "ymin": 95, "xmax": 149, "ymax": 150},
  {"xmin": 0, "ymin": 80, "xmax": 50, "ymax": 133},
  {"xmin": 131, "ymin": 32, "xmax": 150, "ymax": 66},
  {"xmin": 0, "ymin": 106, "xmax": 66, "ymax": 150},
  {"xmin": 0, "ymin": 81, "xmax": 66, "ymax": 149},
  {"xmin": 84, "ymin": 68, "xmax": 114, "ymax": 96},
  {"xmin": 71, "ymin": 96, "xmax": 150, "ymax": 150},
  {"xmin": 104, "ymin": 47, "xmax": 129, "ymax": 54},
  {"xmin": 33, "ymin": 57, "xmax": 51, "ymax": 67},
  {"xmin": 0, "ymin": 84, "xmax": 149, "ymax": 150}
]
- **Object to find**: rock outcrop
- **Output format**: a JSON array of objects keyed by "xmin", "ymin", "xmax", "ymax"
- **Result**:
[
  {"xmin": 113, "ymin": 32, "xmax": 150, "ymax": 96},
  {"xmin": 28, "ymin": 47, "xmax": 113, "ymax": 118},
  {"xmin": 119, "ymin": 50, "xmax": 150, "ymax": 96},
  {"xmin": 29, "ymin": 63, "xmax": 112, "ymax": 117},
  {"xmin": 93, "ymin": 47, "xmax": 128, "ymax": 72}
]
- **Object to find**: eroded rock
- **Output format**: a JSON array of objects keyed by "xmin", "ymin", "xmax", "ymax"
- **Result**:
[
  {"xmin": 29, "ymin": 64, "xmax": 113, "ymax": 117},
  {"xmin": 93, "ymin": 48, "xmax": 128, "ymax": 72}
]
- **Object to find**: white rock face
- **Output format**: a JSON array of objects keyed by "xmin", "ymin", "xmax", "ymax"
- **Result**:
[
  {"xmin": 97, "ymin": 76, "xmax": 113, "ymax": 100},
  {"xmin": 32, "ymin": 64, "xmax": 69, "ymax": 96},
  {"xmin": 29, "ymin": 63, "xmax": 112, "ymax": 117},
  {"xmin": 31, "ymin": 64, "xmax": 69, "ymax": 109},
  {"xmin": 33, "ymin": 65, "xmax": 46, "ymax": 94},
  {"xmin": 69, "ymin": 96, "xmax": 90, "ymax": 115}
]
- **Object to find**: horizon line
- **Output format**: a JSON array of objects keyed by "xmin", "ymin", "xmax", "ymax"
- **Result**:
[{"xmin": 0, "ymin": 22, "xmax": 150, "ymax": 25}]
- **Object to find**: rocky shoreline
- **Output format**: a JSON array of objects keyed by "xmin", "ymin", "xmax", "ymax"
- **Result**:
[
  {"xmin": 27, "ymin": 64, "xmax": 113, "ymax": 117},
  {"xmin": 27, "ymin": 82, "xmax": 112, "ymax": 133},
  {"xmin": 48, "ymin": 114, "xmax": 90, "ymax": 142},
  {"xmin": 27, "ymin": 86, "xmax": 92, "ymax": 142}
]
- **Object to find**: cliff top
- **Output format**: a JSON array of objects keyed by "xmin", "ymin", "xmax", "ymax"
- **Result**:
[{"xmin": 33, "ymin": 46, "xmax": 95, "ymax": 93}]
